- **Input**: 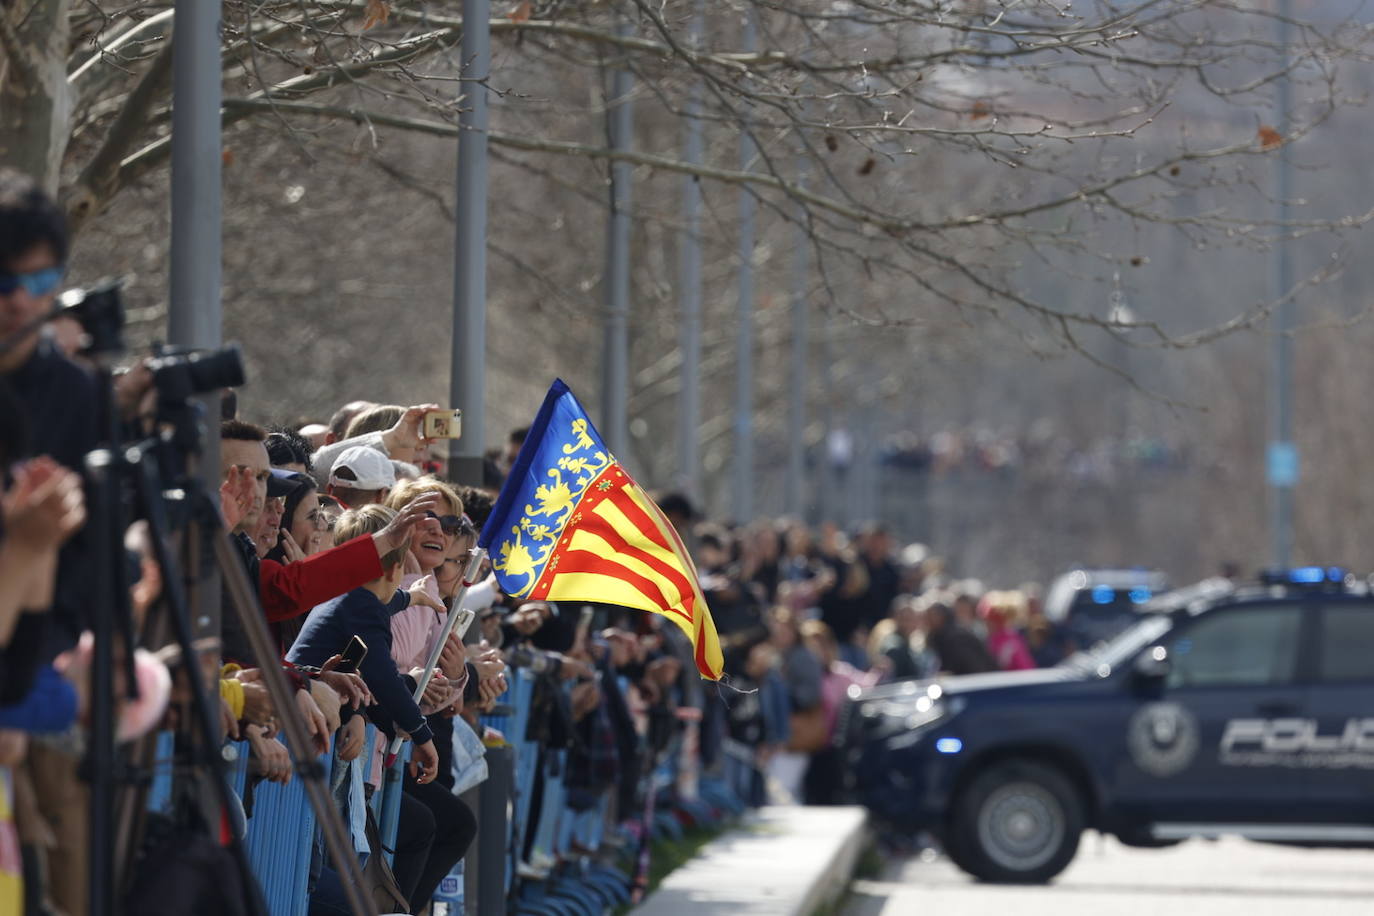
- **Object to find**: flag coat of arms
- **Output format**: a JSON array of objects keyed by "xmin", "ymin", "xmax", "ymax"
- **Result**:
[{"xmin": 478, "ymin": 380, "xmax": 724, "ymax": 680}]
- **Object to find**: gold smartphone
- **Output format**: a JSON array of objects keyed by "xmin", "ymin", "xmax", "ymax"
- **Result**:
[{"xmin": 423, "ymin": 409, "xmax": 463, "ymax": 439}]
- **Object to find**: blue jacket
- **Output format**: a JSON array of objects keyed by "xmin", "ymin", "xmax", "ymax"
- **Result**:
[
  {"xmin": 286, "ymin": 587, "xmax": 432, "ymax": 746},
  {"xmin": 0, "ymin": 665, "xmax": 78, "ymax": 733}
]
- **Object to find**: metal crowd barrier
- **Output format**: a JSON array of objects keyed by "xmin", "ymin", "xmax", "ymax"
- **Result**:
[{"xmin": 143, "ymin": 662, "xmax": 758, "ymax": 915}]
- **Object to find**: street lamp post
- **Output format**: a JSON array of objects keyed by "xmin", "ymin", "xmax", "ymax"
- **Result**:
[
  {"xmin": 1269, "ymin": 0, "xmax": 1297, "ymax": 568},
  {"xmin": 449, "ymin": 0, "xmax": 491, "ymax": 486}
]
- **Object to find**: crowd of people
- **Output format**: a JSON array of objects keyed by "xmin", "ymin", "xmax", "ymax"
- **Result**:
[
  {"xmin": 0, "ymin": 165, "xmax": 1086, "ymax": 916},
  {"xmin": 878, "ymin": 424, "xmax": 1188, "ymax": 479},
  {"xmin": 683, "ymin": 513, "xmax": 1077, "ymax": 809}
]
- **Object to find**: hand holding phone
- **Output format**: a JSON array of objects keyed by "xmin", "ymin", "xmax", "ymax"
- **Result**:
[
  {"xmin": 575, "ymin": 605, "xmax": 595, "ymax": 651},
  {"xmin": 338, "ymin": 635, "xmax": 368, "ymax": 674}
]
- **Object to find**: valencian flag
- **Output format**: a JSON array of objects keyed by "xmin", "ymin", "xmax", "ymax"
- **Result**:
[{"xmin": 478, "ymin": 380, "xmax": 723, "ymax": 680}]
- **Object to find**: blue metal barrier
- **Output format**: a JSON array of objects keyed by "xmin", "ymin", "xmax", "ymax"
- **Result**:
[
  {"xmin": 373, "ymin": 740, "xmax": 412, "ymax": 868},
  {"xmin": 479, "ymin": 668, "xmax": 539, "ymax": 893},
  {"xmin": 220, "ymin": 739, "xmax": 331, "ymax": 916},
  {"xmin": 146, "ymin": 730, "xmax": 175, "ymax": 814},
  {"xmin": 176, "ymin": 665, "xmax": 760, "ymax": 915}
]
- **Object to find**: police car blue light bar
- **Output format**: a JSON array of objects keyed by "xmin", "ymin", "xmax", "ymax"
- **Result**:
[{"xmin": 1264, "ymin": 566, "xmax": 1347, "ymax": 586}]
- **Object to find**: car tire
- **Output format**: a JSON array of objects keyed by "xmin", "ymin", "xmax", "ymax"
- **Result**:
[{"xmin": 948, "ymin": 760, "xmax": 1084, "ymax": 883}]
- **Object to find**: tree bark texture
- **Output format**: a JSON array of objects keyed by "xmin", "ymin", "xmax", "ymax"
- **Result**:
[{"xmin": 0, "ymin": 0, "xmax": 71, "ymax": 193}]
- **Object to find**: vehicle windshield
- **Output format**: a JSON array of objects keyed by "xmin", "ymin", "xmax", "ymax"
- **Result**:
[{"xmin": 1064, "ymin": 613, "xmax": 1173, "ymax": 671}]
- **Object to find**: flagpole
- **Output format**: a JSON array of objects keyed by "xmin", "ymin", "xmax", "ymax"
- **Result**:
[{"xmin": 385, "ymin": 547, "xmax": 488, "ymax": 763}]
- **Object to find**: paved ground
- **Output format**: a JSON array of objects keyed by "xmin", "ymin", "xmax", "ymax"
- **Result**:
[
  {"xmin": 843, "ymin": 833, "xmax": 1374, "ymax": 916},
  {"xmin": 635, "ymin": 806, "xmax": 868, "ymax": 916}
]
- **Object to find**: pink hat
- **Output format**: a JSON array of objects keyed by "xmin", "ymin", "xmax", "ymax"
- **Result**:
[{"xmin": 61, "ymin": 633, "xmax": 172, "ymax": 742}]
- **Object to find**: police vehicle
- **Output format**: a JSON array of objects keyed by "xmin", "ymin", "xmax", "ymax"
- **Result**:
[
  {"xmin": 844, "ymin": 568, "xmax": 1374, "ymax": 883},
  {"xmin": 1042, "ymin": 567, "xmax": 1170, "ymax": 649}
]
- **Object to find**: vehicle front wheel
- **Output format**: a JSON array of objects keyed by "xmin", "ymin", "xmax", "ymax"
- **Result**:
[{"xmin": 948, "ymin": 760, "xmax": 1084, "ymax": 883}]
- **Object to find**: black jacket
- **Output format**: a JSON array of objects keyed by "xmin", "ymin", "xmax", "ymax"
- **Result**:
[
  {"xmin": 927, "ymin": 624, "xmax": 997, "ymax": 676},
  {"xmin": 2, "ymin": 339, "xmax": 98, "ymax": 672},
  {"xmin": 286, "ymin": 586, "xmax": 433, "ymax": 745}
]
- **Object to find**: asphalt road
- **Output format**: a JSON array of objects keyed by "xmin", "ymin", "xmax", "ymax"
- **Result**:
[{"xmin": 842, "ymin": 834, "xmax": 1374, "ymax": 916}]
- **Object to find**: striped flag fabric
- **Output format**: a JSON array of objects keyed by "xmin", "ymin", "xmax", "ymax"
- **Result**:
[{"xmin": 478, "ymin": 380, "xmax": 724, "ymax": 680}]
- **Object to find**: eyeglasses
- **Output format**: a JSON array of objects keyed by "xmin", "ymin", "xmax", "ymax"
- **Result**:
[
  {"xmin": 0, "ymin": 266, "xmax": 64, "ymax": 298},
  {"xmin": 425, "ymin": 511, "xmax": 475, "ymax": 536}
]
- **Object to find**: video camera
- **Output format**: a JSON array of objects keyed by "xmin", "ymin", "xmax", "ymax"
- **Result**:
[
  {"xmin": 145, "ymin": 345, "xmax": 245, "ymax": 404},
  {"xmin": 59, "ymin": 280, "xmax": 245, "ymax": 399}
]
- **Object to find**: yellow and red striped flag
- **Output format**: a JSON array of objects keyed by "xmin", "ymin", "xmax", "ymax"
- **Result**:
[{"xmin": 478, "ymin": 380, "xmax": 723, "ymax": 679}]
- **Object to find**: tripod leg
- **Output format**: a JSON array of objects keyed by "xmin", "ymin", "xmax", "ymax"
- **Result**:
[
  {"xmin": 83, "ymin": 449, "xmax": 126, "ymax": 916},
  {"xmin": 132, "ymin": 455, "xmax": 272, "ymax": 916}
]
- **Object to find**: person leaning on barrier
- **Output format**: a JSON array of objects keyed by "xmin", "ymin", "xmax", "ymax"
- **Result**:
[
  {"xmin": 286, "ymin": 505, "xmax": 445, "ymax": 780},
  {"xmin": 217, "ymin": 419, "xmax": 430, "ymax": 770},
  {"xmin": 217, "ymin": 419, "xmax": 442, "ymax": 663},
  {"xmin": 287, "ymin": 504, "xmax": 476, "ymax": 913},
  {"xmin": 382, "ymin": 478, "xmax": 504, "ymax": 801}
]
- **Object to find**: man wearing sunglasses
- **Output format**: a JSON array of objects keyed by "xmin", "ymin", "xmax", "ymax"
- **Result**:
[
  {"xmin": 1, "ymin": 172, "xmax": 69, "ymax": 361},
  {"xmin": 0, "ymin": 169, "xmax": 98, "ymax": 659}
]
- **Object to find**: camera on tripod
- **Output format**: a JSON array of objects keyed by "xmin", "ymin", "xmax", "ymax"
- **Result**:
[
  {"xmin": 146, "ymin": 345, "xmax": 246, "ymax": 404},
  {"xmin": 59, "ymin": 279, "xmax": 246, "ymax": 402}
]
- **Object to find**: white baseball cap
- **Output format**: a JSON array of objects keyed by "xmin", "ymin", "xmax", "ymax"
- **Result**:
[{"xmin": 329, "ymin": 445, "xmax": 396, "ymax": 490}]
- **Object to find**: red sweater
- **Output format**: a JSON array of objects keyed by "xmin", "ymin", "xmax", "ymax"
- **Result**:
[{"xmin": 260, "ymin": 535, "xmax": 384, "ymax": 621}]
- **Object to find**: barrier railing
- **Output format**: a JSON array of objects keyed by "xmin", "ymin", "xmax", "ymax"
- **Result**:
[{"xmin": 148, "ymin": 662, "xmax": 758, "ymax": 915}]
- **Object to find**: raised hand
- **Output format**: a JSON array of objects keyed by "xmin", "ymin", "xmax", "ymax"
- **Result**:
[
  {"xmin": 407, "ymin": 575, "xmax": 445, "ymax": 612},
  {"xmin": 277, "ymin": 527, "xmax": 306, "ymax": 563},
  {"xmin": 373, "ymin": 492, "xmax": 442, "ymax": 557},
  {"xmin": 382, "ymin": 403, "xmax": 440, "ymax": 461},
  {"xmin": 218, "ymin": 465, "xmax": 255, "ymax": 531}
]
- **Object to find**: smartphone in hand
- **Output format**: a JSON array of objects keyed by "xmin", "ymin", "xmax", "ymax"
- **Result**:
[
  {"xmin": 424, "ymin": 409, "xmax": 462, "ymax": 439},
  {"xmin": 338, "ymin": 635, "xmax": 368, "ymax": 673}
]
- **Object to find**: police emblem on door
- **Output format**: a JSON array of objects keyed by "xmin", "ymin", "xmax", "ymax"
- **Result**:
[{"xmin": 1128, "ymin": 702, "xmax": 1200, "ymax": 777}]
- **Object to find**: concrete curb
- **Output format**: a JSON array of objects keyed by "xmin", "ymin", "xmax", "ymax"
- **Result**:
[{"xmin": 634, "ymin": 806, "xmax": 870, "ymax": 916}]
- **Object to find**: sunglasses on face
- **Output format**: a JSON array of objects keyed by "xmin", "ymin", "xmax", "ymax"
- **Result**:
[
  {"xmin": 425, "ymin": 511, "xmax": 475, "ymax": 536},
  {"xmin": 0, "ymin": 266, "xmax": 64, "ymax": 298}
]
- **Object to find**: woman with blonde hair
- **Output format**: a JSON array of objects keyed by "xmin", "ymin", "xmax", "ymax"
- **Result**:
[{"xmin": 372, "ymin": 476, "xmax": 483, "ymax": 910}]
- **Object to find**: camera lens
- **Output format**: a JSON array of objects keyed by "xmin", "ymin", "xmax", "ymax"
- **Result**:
[{"xmin": 148, "ymin": 344, "xmax": 245, "ymax": 402}]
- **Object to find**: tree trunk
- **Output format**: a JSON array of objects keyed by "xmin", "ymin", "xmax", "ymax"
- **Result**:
[{"xmin": 0, "ymin": 0, "xmax": 72, "ymax": 193}]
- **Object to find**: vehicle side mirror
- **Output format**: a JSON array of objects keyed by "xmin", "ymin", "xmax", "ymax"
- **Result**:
[{"xmin": 1133, "ymin": 646, "xmax": 1171, "ymax": 684}]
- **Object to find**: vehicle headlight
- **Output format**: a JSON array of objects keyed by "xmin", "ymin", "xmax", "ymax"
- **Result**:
[{"xmin": 856, "ymin": 685, "xmax": 964, "ymax": 744}]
